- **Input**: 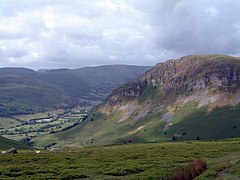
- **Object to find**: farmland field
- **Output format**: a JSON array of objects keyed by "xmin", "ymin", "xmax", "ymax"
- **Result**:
[
  {"xmin": 0, "ymin": 110, "xmax": 87, "ymax": 147},
  {"xmin": 13, "ymin": 109, "xmax": 65, "ymax": 121},
  {"xmin": 0, "ymin": 140, "xmax": 240, "ymax": 179}
]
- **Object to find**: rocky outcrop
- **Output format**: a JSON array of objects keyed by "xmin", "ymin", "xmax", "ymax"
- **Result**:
[{"xmin": 103, "ymin": 55, "xmax": 240, "ymax": 107}]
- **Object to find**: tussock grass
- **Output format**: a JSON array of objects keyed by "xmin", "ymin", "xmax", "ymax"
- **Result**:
[
  {"xmin": 169, "ymin": 160, "xmax": 207, "ymax": 180},
  {"xmin": 0, "ymin": 140, "xmax": 240, "ymax": 179}
]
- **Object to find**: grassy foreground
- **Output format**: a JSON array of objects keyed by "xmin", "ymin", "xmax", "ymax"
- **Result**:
[{"xmin": 1, "ymin": 140, "xmax": 240, "ymax": 179}]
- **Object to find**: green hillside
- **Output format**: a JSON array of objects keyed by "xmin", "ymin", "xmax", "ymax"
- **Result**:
[
  {"xmin": 32, "ymin": 55, "xmax": 240, "ymax": 148},
  {"xmin": 37, "ymin": 65, "xmax": 152, "ymax": 102},
  {"xmin": 0, "ymin": 74, "xmax": 67, "ymax": 116},
  {"xmin": 0, "ymin": 136, "xmax": 29, "ymax": 150},
  {"xmin": 1, "ymin": 140, "xmax": 240, "ymax": 179},
  {"xmin": 32, "ymin": 103, "xmax": 240, "ymax": 147},
  {"xmin": 36, "ymin": 69, "xmax": 91, "ymax": 97},
  {"xmin": 71, "ymin": 65, "xmax": 152, "ymax": 86},
  {"xmin": 0, "ymin": 65, "xmax": 151, "ymax": 116}
]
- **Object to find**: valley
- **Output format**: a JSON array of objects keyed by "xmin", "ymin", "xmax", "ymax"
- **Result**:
[
  {"xmin": 0, "ymin": 109, "xmax": 88, "ymax": 148},
  {"xmin": 3, "ymin": 55, "xmax": 240, "ymax": 149},
  {"xmin": 1, "ymin": 55, "xmax": 240, "ymax": 179},
  {"xmin": 1, "ymin": 0, "xmax": 238, "ymax": 179},
  {"xmin": 0, "ymin": 65, "xmax": 151, "ymax": 116}
]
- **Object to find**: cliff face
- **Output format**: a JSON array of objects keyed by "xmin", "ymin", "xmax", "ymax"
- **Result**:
[{"xmin": 104, "ymin": 55, "xmax": 240, "ymax": 107}]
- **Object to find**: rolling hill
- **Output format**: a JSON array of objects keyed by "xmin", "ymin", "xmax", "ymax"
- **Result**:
[
  {"xmin": 36, "ymin": 65, "xmax": 152, "ymax": 104},
  {"xmin": 0, "ymin": 65, "xmax": 151, "ymax": 116},
  {"xmin": 33, "ymin": 54, "xmax": 240, "ymax": 147},
  {"xmin": 0, "ymin": 135, "xmax": 29, "ymax": 150},
  {"xmin": 0, "ymin": 73, "xmax": 67, "ymax": 116}
]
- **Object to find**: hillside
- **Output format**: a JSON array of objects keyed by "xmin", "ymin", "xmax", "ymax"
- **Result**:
[
  {"xmin": 0, "ymin": 66, "xmax": 151, "ymax": 116},
  {"xmin": 0, "ymin": 135, "xmax": 29, "ymax": 150},
  {"xmin": 36, "ymin": 65, "xmax": 152, "ymax": 105},
  {"xmin": 0, "ymin": 73, "xmax": 67, "ymax": 116},
  {"xmin": 0, "ymin": 67, "xmax": 36, "ymax": 77},
  {"xmin": 33, "ymin": 54, "xmax": 240, "ymax": 147}
]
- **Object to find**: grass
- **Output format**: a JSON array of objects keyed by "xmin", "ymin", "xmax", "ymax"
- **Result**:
[
  {"xmin": 0, "ymin": 117, "xmax": 20, "ymax": 129},
  {"xmin": 167, "ymin": 103, "xmax": 240, "ymax": 141},
  {"xmin": 0, "ymin": 74, "xmax": 67, "ymax": 115},
  {"xmin": 138, "ymin": 84, "xmax": 160, "ymax": 104},
  {"xmin": 33, "ymin": 101, "xmax": 240, "ymax": 148},
  {"xmin": 169, "ymin": 159, "xmax": 207, "ymax": 179},
  {"xmin": 13, "ymin": 109, "xmax": 64, "ymax": 121},
  {"xmin": 0, "ymin": 135, "xmax": 30, "ymax": 150},
  {"xmin": 33, "ymin": 111, "xmax": 133, "ymax": 147},
  {"xmin": 1, "ymin": 112, "xmax": 84, "ymax": 144},
  {"xmin": 0, "ymin": 140, "xmax": 240, "ymax": 179}
]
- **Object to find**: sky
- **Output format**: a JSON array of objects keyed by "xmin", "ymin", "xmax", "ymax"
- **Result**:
[{"xmin": 0, "ymin": 0, "xmax": 240, "ymax": 69}]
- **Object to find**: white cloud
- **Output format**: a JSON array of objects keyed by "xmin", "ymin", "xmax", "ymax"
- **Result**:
[
  {"xmin": 205, "ymin": 7, "xmax": 219, "ymax": 18},
  {"xmin": 0, "ymin": 0, "xmax": 240, "ymax": 69}
]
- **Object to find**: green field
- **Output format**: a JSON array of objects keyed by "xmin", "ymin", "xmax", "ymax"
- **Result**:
[
  {"xmin": 0, "ymin": 135, "xmax": 30, "ymax": 150},
  {"xmin": 0, "ymin": 111, "xmax": 86, "ymax": 145},
  {"xmin": 0, "ymin": 117, "xmax": 20, "ymax": 129},
  {"xmin": 0, "ymin": 140, "xmax": 240, "ymax": 179},
  {"xmin": 13, "ymin": 109, "xmax": 64, "ymax": 121}
]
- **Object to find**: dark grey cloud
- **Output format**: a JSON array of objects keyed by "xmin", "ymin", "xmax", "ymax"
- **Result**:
[{"xmin": 0, "ymin": 0, "xmax": 239, "ymax": 69}]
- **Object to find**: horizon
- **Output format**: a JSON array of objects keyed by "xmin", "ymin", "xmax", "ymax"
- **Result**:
[
  {"xmin": 0, "ymin": 63, "xmax": 153, "ymax": 71},
  {"xmin": 0, "ymin": 53, "xmax": 238, "ymax": 71}
]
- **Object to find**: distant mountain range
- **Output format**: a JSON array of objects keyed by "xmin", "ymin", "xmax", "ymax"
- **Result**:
[
  {"xmin": 35, "ymin": 54, "xmax": 240, "ymax": 147},
  {"xmin": 0, "ymin": 65, "xmax": 152, "ymax": 116}
]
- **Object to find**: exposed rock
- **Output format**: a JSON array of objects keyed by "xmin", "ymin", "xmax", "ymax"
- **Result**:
[
  {"xmin": 162, "ymin": 112, "xmax": 174, "ymax": 122},
  {"xmin": 47, "ymin": 54, "xmax": 240, "ymax": 147},
  {"xmin": 101, "ymin": 55, "xmax": 240, "ymax": 108},
  {"xmin": 6, "ymin": 148, "xmax": 17, "ymax": 154},
  {"xmin": 50, "ymin": 148, "xmax": 57, "ymax": 152}
]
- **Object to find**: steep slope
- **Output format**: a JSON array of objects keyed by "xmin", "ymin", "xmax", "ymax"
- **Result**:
[
  {"xmin": 33, "ymin": 54, "xmax": 240, "ymax": 147},
  {"xmin": 0, "ymin": 135, "xmax": 30, "ymax": 149}
]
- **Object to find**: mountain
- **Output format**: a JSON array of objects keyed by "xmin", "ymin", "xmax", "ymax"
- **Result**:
[
  {"xmin": 0, "ymin": 67, "xmax": 36, "ymax": 77},
  {"xmin": 34, "ymin": 54, "xmax": 240, "ymax": 147},
  {"xmin": 0, "ymin": 135, "xmax": 30, "ymax": 149},
  {"xmin": 0, "ymin": 73, "xmax": 67, "ymax": 116},
  {"xmin": 36, "ymin": 65, "xmax": 152, "ymax": 104},
  {"xmin": 0, "ymin": 66, "xmax": 151, "ymax": 116}
]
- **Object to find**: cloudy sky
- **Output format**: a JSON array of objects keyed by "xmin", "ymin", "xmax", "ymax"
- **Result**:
[{"xmin": 0, "ymin": 0, "xmax": 240, "ymax": 69}]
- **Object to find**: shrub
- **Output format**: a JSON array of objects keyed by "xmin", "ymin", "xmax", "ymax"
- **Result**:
[{"xmin": 168, "ymin": 160, "xmax": 207, "ymax": 180}]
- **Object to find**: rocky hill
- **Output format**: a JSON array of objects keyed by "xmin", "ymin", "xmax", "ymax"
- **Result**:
[
  {"xmin": 35, "ymin": 55, "xmax": 240, "ymax": 147},
  {"xmin": 105, "ymin": 54, "xmax": 240, "ymax": 105}
]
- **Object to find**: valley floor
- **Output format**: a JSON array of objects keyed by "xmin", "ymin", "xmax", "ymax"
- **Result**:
[{"xmin": 1, "ymin": 140, "xmax": 240, "ymax": 179}]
